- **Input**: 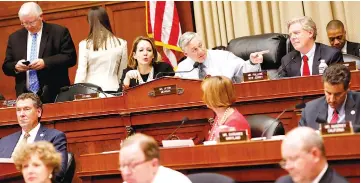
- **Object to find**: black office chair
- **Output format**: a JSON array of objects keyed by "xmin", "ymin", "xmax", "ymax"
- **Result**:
[
  {"xmin": 61, "ymin": 152, "xmax": 76, "ymax": 183},
  {"xmin": 0, "ymin": 93, "xmax": 4, "ymax": 101},
  {"xmin": 246, "ymin": 114, "xmax": 285, "ymax": 139},
  {"xmin": 55, "ymin": 83, "xmax": 103, "ymax": 102},
  {"xmin": 188, "ymin": 173, "xmax": 237, "ymax": 183}
]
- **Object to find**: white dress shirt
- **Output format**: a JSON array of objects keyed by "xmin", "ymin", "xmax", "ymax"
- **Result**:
[
  {"xmin": 300, "ymin": 43, "xmax": 316, "ymax": 76},
  {"xmin": 12, "ymin": 123, "xmax": 41, "ymax": 155},
  {"xmin": 175, "ymin": 50, "xmax": 260, "ymax": 82},
  {"xmin": 26, "ymin": 23, "xmax": 43, "ymax": 89},
  {"xmin": 341, "ymin": 42, "xmax": 347, "ymax": 54}
]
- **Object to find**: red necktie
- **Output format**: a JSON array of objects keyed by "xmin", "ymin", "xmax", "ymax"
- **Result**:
[
  {"xmin": 330, "ymin": 110, "xmax": 339, "ymax": 124},
  {"xmin": 302, "ymin": 55, "xmax": 310, "ymax": 76}
]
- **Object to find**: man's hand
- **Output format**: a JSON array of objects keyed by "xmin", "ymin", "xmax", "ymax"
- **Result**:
[
  {"xmin": 29, "ymin": 59, "xmax": 45, "ymax": 70},
  {"xmin": 250, "ymin": 50, "xmax": 270, "ymax": 64},
  {"xmin": 15, "ymin": 59, "xmax": 29, "ymax": 72}
]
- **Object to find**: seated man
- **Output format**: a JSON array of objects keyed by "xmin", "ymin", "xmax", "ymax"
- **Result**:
[
  {"xmin": 299, "ymin": 64, "xmax": 360, "ymax": 132},
  {"xmin": 326, "ymin": 20, "xmax": 360, "ymax": 57},
  {"xmin": 0, "ymin": 93, "xmax": 68, "ymax": 183},
  {"xmin": 276, "ymin": 127, "xmax": 348, "ymax": 183},
  {"xmin": 278, "ymin": 16, "xmax": 343, "ymax": 78},
  {"xmin": 119, "ymin": 133, "xmax": 192, "ymax": 183},
  {"xmin": 176, "ymin": 32, "xmax": 266, "ymax": 83}
]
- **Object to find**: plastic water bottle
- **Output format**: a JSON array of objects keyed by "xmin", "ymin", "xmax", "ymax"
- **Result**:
[{"xmin": 318, "ymin": 59, "xmax": 328, "ymax": 75}]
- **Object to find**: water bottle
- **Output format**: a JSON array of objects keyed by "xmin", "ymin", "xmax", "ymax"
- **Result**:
[{"xmin": 318, "ymin": 59, "xmax": 328, "ymax": 75}]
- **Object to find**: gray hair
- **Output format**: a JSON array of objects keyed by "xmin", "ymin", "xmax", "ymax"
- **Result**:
[
  {"xmin": 18, "ymin": 2, "xmax": 43, "ymax": 18},
  {"xmin": 287, "ymin": 16, "xmax": 317, "ymax": 40},
  {"xmin": 178, "ymin": 32, "xmax": 200, "ymax": 51}
]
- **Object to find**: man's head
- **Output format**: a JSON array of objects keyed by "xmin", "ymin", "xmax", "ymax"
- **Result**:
[
  {"xmin": 16, "ymin": 93, "xmax": 43, "ymax": 132},
  {"xmin": 287, "ymin": 16, "xmax": 317, "ymax": 54},
  {"xmin": 326, "ymin": 20, "xmax": 347, "ymax": 50},
  {"xmin": 119, "ymin": 133, "xmax": 160, "ymax": 183},
  {"xmin": 178, "ymin": 32, "xmax": 207, "ymax": 63},
  {"xmin": 322, "ymin": 64, "xmax": 350, "ymax": 109},
  {"xmin": 280, "ymin": 127, "xmax": 326, "ymax": 183},
  {"xmin": 18, "ymin": 2, "xmax": 43, "ymax": 34}
]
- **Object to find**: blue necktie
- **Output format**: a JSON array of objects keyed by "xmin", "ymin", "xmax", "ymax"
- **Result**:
[{"xmin": 29, "ymin": 33, "xmax": 39, "ymax": 93}]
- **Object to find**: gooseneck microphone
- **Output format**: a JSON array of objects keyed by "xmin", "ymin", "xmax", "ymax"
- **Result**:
[
  {"xmin": 166, "ymin": 117, "xmax": 189, "ymax": 140},
  {"xmin": 155, "ymin": 62, "xmax": 200, "ymax": 79},
  {"xmin": 271, "ymin": 56, "xmax": 296, "ymax": 80},
  {"xmin": 261, "ymin": 103, "xmax": 306, "ymax": 138}
]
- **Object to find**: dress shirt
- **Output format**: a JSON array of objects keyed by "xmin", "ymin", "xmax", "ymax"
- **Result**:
[
  {"xmin": 300, "ymin": 43, "xmax": 316, "ymax": 76},
  {"xmin": 327, "ymin": 95, "xmax": 347, "ymax": 123},
  {"xmin": 175, "ymin": 50, "xmax": 260, "ymax": 82},
  {"xmin": 152, "ymin": 166, "xmax": 192, "ymax": 183},
  {"xmin": 12, "ymin": 122, "xmax": 41, "ymax": 154},
  {"xmin": 26, "ymin": 23, "xmax": 43, "ymax": 89},
  {"xmin": 341, "ymin": 42, "xmax": 347, "ymax": 54},
  {"xmin": 311, "ymin": 163, "xmax": 328, "ymax": 183}
]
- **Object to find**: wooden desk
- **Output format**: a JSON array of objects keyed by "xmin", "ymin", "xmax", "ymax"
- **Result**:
[
  {"xmin": 0, "ymin": 161, "xmax": 22, "ymax": 183},
  {"xmin": 77, "ymin": 134, "xmax": 360, "ymax": 183}
]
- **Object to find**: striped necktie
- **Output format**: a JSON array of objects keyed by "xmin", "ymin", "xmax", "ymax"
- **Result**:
[{"xmin": 29, "ymin": 33, "xmax": 39, "ymax": 93}]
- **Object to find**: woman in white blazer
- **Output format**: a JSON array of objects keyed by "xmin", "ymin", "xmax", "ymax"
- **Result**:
[{"xmin": 75, "ymin": 7, "xmax": 127, "ymax": 93}]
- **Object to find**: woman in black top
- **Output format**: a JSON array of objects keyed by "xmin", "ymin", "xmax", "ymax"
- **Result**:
[{"xmin": 120, "ymin": 36, "xmax": 174, "ymax": 90}]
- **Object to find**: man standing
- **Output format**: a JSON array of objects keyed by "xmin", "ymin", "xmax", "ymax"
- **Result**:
[
  {"xmin": 276, "ymin": 127, "xmax": 348, "ymax": 183},
  {"xmin": 2, "ymin": 2, "xmax": 77, "ymax": 103},
  {"xmin": 326, "ymin": 19, "xmax": 360, "ymax": 57},
  {"xmin": 0, "ymin": 93, "xmax": 68, "ymax": 183},
  {"xmin": 176, "ymin": 32, "xmax": 266, "ymax": 83},
  {"xmin": 278, "ymin": 16, "xmax": 343, "ymax": 78},
  {"xmin": 119, "ymin": 133, "xmax": 192, "ymax": 183},
  {"xmin": 299, "ymin": 64, "xmax": 360, "ymax": 132}
]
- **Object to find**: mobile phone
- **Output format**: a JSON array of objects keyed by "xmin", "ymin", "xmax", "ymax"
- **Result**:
[{"xmin": 22, "ymin": 61, "xmax": 30, "ymax": 66}]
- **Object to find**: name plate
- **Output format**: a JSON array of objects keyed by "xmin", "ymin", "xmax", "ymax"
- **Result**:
[
  {"xmin": 243, "ymin": 71, "xmax": 268, "ymax": 82},
  {"xmin": 342, "ymin": 61, "xmax": 357, "ymax": 71},
  {"xmin": 148, "ymin": 85, "xmax": 184, "ymax": 97},
  {"xmin": 1, "ymin": 100, "xmax": 16, "ymax": 108},
  {"xmin": 74, "ymin": 93, "xmax": 99, "ymax": 100},
  {"xmin": 219, "ymin": 130, "xmax": 248, "ymax": 142},
  {"xmin": 320, "ymin": 122, "xmax": 353, "ymax": 135}
]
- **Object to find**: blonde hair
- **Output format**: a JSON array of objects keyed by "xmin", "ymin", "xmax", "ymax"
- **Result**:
[
  {"xmin": 128, "ymin": 36, "xmax": 158, "ymax": 69},
  {"xmin": 12, "ymin": 141, "xmax": 62, "ymax": 174},
  {"xmin": 287, "ymin": 16, "xmax": 317, "ymax": 40},
  {"xmin": 121, "ymin": 133, "xmax": 159, "ymax": 160},
  {"xmin": 201, "ymin": 76, "xmax": 236, "ymax": 109}
]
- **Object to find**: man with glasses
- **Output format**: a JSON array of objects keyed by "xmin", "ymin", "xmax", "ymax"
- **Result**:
[
  {"xmin": 176, "ymin": 32, "xmax": 266, "ymax": 83},
  {"xmin": 119, "ymin": 133, "xmax": 191, "ymax": 183},
  {"xmin": 2, "ymin": 2, "xmax": 76, "ymax": 103},
  {"xmin": 276, "ymin": 127, "xmax": 348, "ymax": 183},
  {"xmin": 299, "ymin": 64, "xmax": 360, "ymax": 132},
  {"xmin": 326, "ymin": 20, "xmax": 360, "ymax": 57},
  {"xmin": 277, "ymin": 16, "xmax": 343, "ymax": 78}
]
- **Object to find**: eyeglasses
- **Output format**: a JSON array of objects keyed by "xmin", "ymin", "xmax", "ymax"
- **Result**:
[
  {"xmin": 21, "ymin": 18, "xmax": 39, "ymax": 27},
  {"xmin": 279, "ymin": 150, "xmax": 310, "ymax": 169},
  {"xmin": 119, "ymin": 159, "xmax": 150, "ymax": 173}
]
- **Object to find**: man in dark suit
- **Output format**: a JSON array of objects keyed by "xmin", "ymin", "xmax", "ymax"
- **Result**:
[
  {"xmin": 275, "ymin": 127, "xmax": 348, "ymax": 183},
  {"xmin": 2, "ymin": 2, "xmax": 76, "ymax": 103},
  {"xmin": 0, "ymin": 93, "xmax": 67, "ymax": 183},
  {"xmin": 299, "ymin": 64, "xmax": 360, "ymax": 132},
  {"xmin": 326, "ymin": 20, "xmax": 360, "ymax": 58},
  {"xmin": 278, "ymin": 16, "xmax": 343, "ymax": 78}
]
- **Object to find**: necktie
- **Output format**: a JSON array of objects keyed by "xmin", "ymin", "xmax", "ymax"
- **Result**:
[
  {"xmin": 23, "ymin": 132, "xmax": 30, "ymax": 144},
  {"xmin": 198, "ymin": 63, "xmax": 206, "ymax": 79},
  {"xmin": 29, "ymin": 33, "xmax": 39, "ymax": 93},
  {"xmin": 330, "ymin": 110, "xmax": 339, "ymax": 124},
  {"xmin": 302, "ymin": 55, "xmax": 310, "ymax": 76}
]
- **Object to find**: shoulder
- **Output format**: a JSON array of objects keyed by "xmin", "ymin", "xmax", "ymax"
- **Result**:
[
  {"xmin": 41, "ymin": 125, "xmax": 65, "ymax": 136},
  {"xmin": 0, "ymin": 131, "xmax": 21, "ymax": 142},
  {"xmin": 347, "ymin": 41, "xmax": 360, "ymax": 47},
  {"xmin": 79, "ymin": 40, "xmax": 87, "ymax": 47},
  {"xmin": 177, "ymin": 57, "xmax": 193, "ymax": 69},
  {"xmin": 275, "ymin": 175, "xmax": 293, "ymax": 183},
  {"xmin": 158, "ymin": 166, "xmax": 191, "ymax": 182},
  {"xmin": 348, "ymin": 91, "xmax": 360, "ymax": 101},
  {"xmin": 316, "ymin": 42, "xmax": 340, "ymax": 54},
  {"xmin": 8, "ymin": 28, "xmax": 27, "ymax": 39},
  {"xmin": 305, "ymin": 96, "xmax": 326, "ymax": 108},
  {"xmin": 154, "ymin": 62, "xmax": 173, "ymax": 69},
  {"xmin": 44, "ymin": 22, "xmax": 68, "ymax": 31},
  {"xmin": 282, "ymin": 50, "xmax": 298, "ymax": 61}
]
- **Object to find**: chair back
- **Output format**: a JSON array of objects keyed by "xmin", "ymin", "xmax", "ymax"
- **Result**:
[
  {"xmin": 55, "ymin": 83, "xmax": 103, "ymax": 102},
  {"xmin": 188, "ymin": 173, "xmax": 236, "ymax": 183},
  {"xmin": 62, "ymin": 152, "xmax": 76, "ymax": 183},
  {"xmin": 246, "ymin": 114, "xmax": 285, "ymax": 139}
]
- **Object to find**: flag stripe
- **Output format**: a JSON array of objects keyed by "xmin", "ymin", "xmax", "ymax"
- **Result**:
[
  {"xmin": 167, "ymin": 4, "xmax": 180, "ymax": 46},
  {"xmin": 153, "ymin": 1, "xmax": 166, "ymax": 41}
]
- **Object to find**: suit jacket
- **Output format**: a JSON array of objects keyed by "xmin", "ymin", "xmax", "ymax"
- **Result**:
[
  {"xmin": 2, "ymin": 22, "xmax": 77, "ymax": 103},
  {"xmin": 347, "ymin": 41, "xmax": 360, "ymax": 58},
  {"xmin": 120, "ymin": 62, "xmax": 174, "ymax": 91},
  {"xmin": 299, "ymin": 91, "xmax": 360, "ymax": 132},
  {"xmin": 278, "ymin": 43, "xmax": 343, "ymax": 78},
  {"xmin": 275, "ymin": 166, "xmax": 348, "ymax": 183},
  {"xmin": 0, "ymin": 124, "xmax": 68, "ymax": 183}
]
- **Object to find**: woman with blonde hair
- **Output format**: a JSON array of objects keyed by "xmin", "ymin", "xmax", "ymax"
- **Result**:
[
  {"xmin": 12, "ymin": 141, "xmax": 62, "ymax": 183},
  {"xmin": 75, "ymin": 6, "xmax": 127, "ymax": 93},
  {"xmin": 201, "ymin": 76, "xmax": 251, "ymax": 141}
]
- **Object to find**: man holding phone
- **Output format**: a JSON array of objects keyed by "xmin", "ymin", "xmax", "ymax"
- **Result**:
[{"xmin": 2, "ymin": 2, "xmax": 76, "ymax": 103}]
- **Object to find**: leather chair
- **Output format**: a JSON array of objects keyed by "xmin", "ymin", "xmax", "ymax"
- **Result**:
[
  {"xmin": 0, "ymin": 93, "xmax": 4, "ymax": 100},
  {"xmin": 188, "ymin": 173, "xmax": 237, "ymax": 183},
  {"xmin": 54, "ymin": 83, "xmax": 103, "ymax": 102},
  {"xmin": 61, "ymin": 152, "xmax": 76, "ymax": 183},
  {"xmin": 342, "ymin": 53, "xmax": 360, "ymax": 70},
  {"xmin": 246, "ymin": 114, "xmax": 285, "ymax": 139}
]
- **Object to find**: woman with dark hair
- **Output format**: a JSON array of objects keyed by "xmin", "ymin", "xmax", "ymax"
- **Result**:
[
  {"xmin": 120, "ymin": 36, "xmax": 174, "ymax": 90},
  {"xmin": 75, "ymin": 7, "xmax": 127, "ymax": 93}
]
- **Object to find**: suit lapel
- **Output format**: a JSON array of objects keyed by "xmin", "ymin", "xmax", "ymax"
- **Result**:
[
  {"xmin": 316, "ymin": 99, "xmax": 328, "ymax": 126},
  {"xmin": 34, "ymin": 124, "xmax": 47, "ymax": 141},
  {"xmin": 7, "ymin": 131, "xmax": 22, "ymax": 157},
  {"xmin": 39, "ymin": 22, "xmax": 49, "ymax": 58},
  {"xmin": 312, "ymin": 43, "xmax": 321, "ymax": 75},
  {"xmin": 19, "ymin": 29, "xmax": 28, "ymax": 60},
  {"xmin": 345, "ymin": 92, "xmax": 357, "ymax": 124},
  {"xmin": 291, "ymin": 52, "xmax": 301, "ymax": 76}
]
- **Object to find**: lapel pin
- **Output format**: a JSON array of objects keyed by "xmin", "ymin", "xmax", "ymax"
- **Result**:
[{"xmin": 351, "ymin": 110, "xmax": 355, "ymax": 115}]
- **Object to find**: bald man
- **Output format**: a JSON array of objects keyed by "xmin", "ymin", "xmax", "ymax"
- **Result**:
[
  {"xmin": 275, "ymin": 127, "xmax": 348, "ymax": 183},
  {"xmin": 326, "ymin": 20, "xmax": 360, "ymax": 57}
]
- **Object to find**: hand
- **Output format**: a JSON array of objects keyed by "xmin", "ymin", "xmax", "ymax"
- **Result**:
[
  {"xmin": 29, "ymin": 59, "xmax": 45, "ymax": 70},
  {"xmin": 15, "ymin": 59, "xmax": 29, "ymax": 72},
  {"xmin": 250, "ymin": 50, "xmax": 269, "ymax": 64},
  {"xmin": 125, "ymin": 70, "xmax": 140, "ymax": 80}
]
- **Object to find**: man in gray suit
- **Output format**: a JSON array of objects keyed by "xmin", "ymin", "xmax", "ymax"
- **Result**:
[
  {"xmin": 299, "ymin": 64, "xmax": 360, "ymax": 132},
  {"xmin": 0, "ymin": 93, "xmax": 67, "ymax": 183}
]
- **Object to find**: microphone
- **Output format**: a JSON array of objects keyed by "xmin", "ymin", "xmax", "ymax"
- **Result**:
[
  {"xmin": 55, "ymin": 83, "xmax": 108, "ymax": 102},
  {"xmin": 261, "ymin": 102, "xmax": 306, "ymax": 138},
  {"xmin": 155, "ymin": 62, "xmax": 200, "ymax": 79},
  {"xmin": 166, "ymin": 117, "xmax": 189, "ymax": 140},
  {"xmin": 271, "ymin": 55, "xmax": 296, "ymax": 80}
]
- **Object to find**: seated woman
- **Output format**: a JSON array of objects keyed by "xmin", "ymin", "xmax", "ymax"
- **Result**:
[
  {"xmin": 74, "ymin": 7, "xmax": 128, "ymax": 93},
  {"xmin": 201, "ymin": 76, "xmax": 251, "ymax": 141},
  {"xmin": 120, "ymin": 36, "xmax": 174, "ymax": 90},
  {"xmin": 12, "ymin": 141, "xmax": 62, "ymax": 183}
]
